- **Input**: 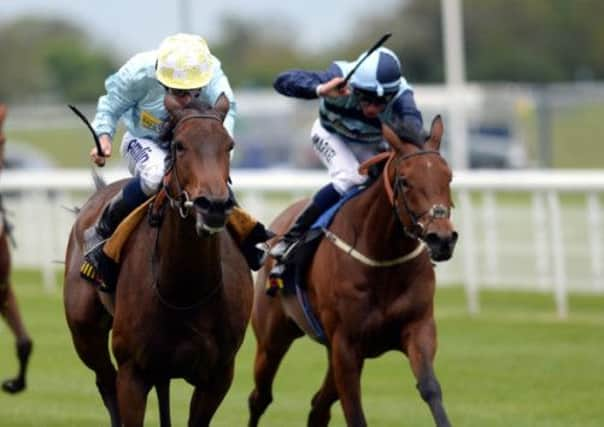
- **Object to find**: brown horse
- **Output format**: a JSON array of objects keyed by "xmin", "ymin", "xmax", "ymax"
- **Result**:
[
  {"xmin": 249, "ymin": 116, "xmax": 457, "ymax": 427},
  {"xmin": 64, "ymin": 96, "xmax": 253, "ymax": 426},
  {"xmin": 0, "ymin": 104, "xmax": 33, "ymax": 394}
]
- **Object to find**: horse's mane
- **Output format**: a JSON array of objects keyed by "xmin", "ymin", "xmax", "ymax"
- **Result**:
[
  {"xmin": 385, "ymin": 116, "xmax": 427, "ymax": 148},
  {"xmin": 159, "ymin": 99, "xmax": 215, "ymax": 143}
]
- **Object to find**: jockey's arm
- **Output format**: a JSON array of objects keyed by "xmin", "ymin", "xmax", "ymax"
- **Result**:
[
  {"xmin": 273, "ymin": 63, "xmax": 344, "ymax": 99},
  {"xmin": 389, "ymin": 90, "xmax": 425, "ymax": 139},
  {"xmin": 91, "ymin": 56, "xmax": 145, "ymax": 142}
]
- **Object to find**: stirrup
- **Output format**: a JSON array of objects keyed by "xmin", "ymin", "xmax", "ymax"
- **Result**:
[
  {"xmin": 266, "ymin": 264, "xmax": 286, "ymax": 297},
  {"xmin": 269, "ymin": 239, "xmax": 299, "ymax": 263}
]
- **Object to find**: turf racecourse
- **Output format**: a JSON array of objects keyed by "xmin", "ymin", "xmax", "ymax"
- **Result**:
[{"xmin": 1, "ymin": 270, "xmax": 603, "ymax": 426}]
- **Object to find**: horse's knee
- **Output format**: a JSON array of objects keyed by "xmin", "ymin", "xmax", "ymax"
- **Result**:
[{"xmin": 417, "ymin": 375, "xmax": 442, "ymax": 403}]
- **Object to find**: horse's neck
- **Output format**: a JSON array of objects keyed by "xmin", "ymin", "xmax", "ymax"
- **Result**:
[
  {"xmin": 156, "ymin": 210, "xmax": 222, "ymax": 299},
  {"xmin": 343, "ymin": 177, "xmax": 415, "ymax": 258}
]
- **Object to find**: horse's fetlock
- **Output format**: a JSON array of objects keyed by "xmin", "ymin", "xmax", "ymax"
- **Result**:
[{"xmin": 417, "ymin": 376, "xmax": 442, "ymax": 403}]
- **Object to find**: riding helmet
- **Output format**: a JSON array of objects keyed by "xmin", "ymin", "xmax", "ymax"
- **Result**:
[
  {"xmin": 155, "ymin": 33, "xmax": 214, "ymax": 90},
  {"xmin": 349, "ymin": 47, "xmax": 401, "ymax": 97}
]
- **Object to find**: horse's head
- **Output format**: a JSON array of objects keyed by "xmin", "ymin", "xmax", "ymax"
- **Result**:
[
  {"xmin": 382, "ymin": 116, "xmax": 458, "ymax": 261},
  {"xmin": 163, "ymin": 94, "xmax": 234, "ymax": 235}
]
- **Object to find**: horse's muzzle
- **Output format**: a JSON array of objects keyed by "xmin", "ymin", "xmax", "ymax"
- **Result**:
[
  {"xmin": 193, "ymin": 195, "xmax": 234, "ymax": 235},
  {"xmin": 424, "ymin": 230, "xmax": 458, "ymax": 262}
]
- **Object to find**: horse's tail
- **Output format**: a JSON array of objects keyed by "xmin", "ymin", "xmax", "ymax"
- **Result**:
[{"xmin": 91, "ymin": 167, "xmax": 107, "ymax": 191}]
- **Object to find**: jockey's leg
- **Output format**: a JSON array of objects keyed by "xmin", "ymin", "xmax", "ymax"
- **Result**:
[
  {"xmin": 81, "ymin": 176, "xmax": 149, "ymax": 288},
  {"xmin": 81, "ymin": 135, "xmax": 165, "ymax": 289},
  {"xmin": 269, "ymin": 183, "xmax": 340, "ymax": 262}
]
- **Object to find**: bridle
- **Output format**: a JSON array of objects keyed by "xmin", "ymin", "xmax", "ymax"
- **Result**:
[
  {"xmin": 161, "ymin": 112, "xmax": 231, "ymax": 219},
  {"xmin": 383, "ymin": 150, "xmax": 452, "ymax": 240},
  {"xmin": 150, "ymin": 111, "xmax": 228, "ymax": 310}
]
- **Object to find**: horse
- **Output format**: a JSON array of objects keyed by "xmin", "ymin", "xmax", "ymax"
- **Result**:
[
  {"xmin": 0, "ymin": 103, "xmax": 33, "ymax": 394},
  {"xmin": 63, "ymin": 95, "xmax": 253, "ymax": 426},
  {"xmin": 248, "ymin": 116, "xmax": 458, "ymax": 427}
]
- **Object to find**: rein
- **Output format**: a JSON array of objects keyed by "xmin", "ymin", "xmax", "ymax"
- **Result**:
[
  {"xmin": 150, "ymin": 225, "xmax": 221, "ymax": 311},
  {"xmin": 321, "ymin": 149, "xmax": 451, "ymax": 267},
  {"xmin": 149, "ymin": 112, "xmax": 226, "ymax": 310}
]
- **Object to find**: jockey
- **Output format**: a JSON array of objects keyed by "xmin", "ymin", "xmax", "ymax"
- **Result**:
[
  {"xmin": 270, "ymin": 46, "xmax": 425, "ymax": 262},
  {"xmin": 81, "ymin": 33, "xmax": 271, "ymax": 287}
]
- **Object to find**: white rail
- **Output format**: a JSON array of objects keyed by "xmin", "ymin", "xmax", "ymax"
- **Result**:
[{"xmin": 2, "ymin": 168, "xmax": 603, "ymax": 318}]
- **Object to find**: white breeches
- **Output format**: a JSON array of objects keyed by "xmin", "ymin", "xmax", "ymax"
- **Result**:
[
  {"xmin": 120, "ymin": 132, "xmax": 167, "ymax": 196},
  {"xmin": 310, "ymin": 119, "xmax": 387, "ymax": 194}
]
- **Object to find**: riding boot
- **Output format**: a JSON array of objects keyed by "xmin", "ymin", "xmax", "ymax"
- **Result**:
[
  {"xmin": 269, "ymin": 201, "xmax": 325, "ymax": 263},
  {"xmin": 269, "ymin": 183, "xmax": 341, "ymax": 264},
  {"xmin": 81, "ymin": 177, "xmax": 148, "ymax": 291}
]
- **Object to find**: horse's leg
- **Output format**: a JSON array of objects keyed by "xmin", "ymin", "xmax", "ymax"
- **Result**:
[
  {"xmin": 0, "ymin": 283, "xmax": 32, "ymax": 394},
  {"xmin": 155, "ymin": 379, "xmax": 171, "ymax": 427},
  {"xmin": 248, "ymin": 318, "xmax": 301, "ymax": 427},
  {"xmin": 66, "ymin": 286, "xmax": 121, "ymax": 427},
  {"xmin": 116, "ymin": 361, "xmax": 152, "ymax": 427},
  {"xmin": 307, "ymin": 355, "xmax": 339, "ymax": 427},
  {"xmin": 188, "ymin": 362, "xmax": 234, "ymax": 427},
  {"xmin": 404, "ymin": 318, "xmax": 451, "ymax": 427},
  {"xmin": 331, "ymin": 331, "xmax": 367, "ymax": 427}
]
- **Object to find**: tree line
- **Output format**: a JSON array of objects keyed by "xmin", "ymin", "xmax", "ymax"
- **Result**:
[{"xmin": 1, "ymin": 0, "xmax": 602, "ymax": 102}]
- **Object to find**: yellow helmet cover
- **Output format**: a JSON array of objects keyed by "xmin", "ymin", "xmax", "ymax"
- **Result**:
[{"xmin": 156, "ymin": 33, "xmax": 214, "ymax": 89}]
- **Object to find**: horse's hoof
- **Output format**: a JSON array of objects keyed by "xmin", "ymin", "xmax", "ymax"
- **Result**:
[{"xmin": 2, "ymin": 378, "xmax": 25, "ymax": 394}]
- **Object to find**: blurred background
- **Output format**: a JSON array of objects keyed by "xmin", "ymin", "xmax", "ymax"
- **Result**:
[{"xmin": 0, "ymin": 1, "xmax": 603, "ymax": 426}]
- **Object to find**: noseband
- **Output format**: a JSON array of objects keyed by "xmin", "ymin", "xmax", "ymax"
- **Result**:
[
  {"xmin": 383, "ymin": 151, "xmax": 452, "ymax": 239},
  {"xmin": 161, "ymin": 113, "xmax": 229, "ymax": 219}
]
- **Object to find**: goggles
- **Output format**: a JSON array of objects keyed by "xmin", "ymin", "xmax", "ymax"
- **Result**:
[
  {"xmin": 354, "ymin": 88, "xmax": 395, "ymax": 106},
  {"xmin": 164, "ymin": 86, "xmax": 202, "ymax": 98}
]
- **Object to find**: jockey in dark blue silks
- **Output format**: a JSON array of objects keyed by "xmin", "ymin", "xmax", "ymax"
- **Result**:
[
  {"xmin": 270, "ymin": 47, "xmax": 426, "ymax": 262},
  {"xmin": 81, "ymin": 33, "xmax": 272, "ymax": 288}
]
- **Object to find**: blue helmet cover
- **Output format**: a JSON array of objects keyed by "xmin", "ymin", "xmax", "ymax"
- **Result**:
[{"xmin": 349, "ymin": 47, "xmax": 401, "ymax": 96}]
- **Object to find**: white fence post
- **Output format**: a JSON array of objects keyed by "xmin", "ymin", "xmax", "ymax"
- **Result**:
[
  {"xmin": 547, "ymin": 190, "xmax": 568, "ymax": 319},
  {"xmin": 532, "ymin": 192, "xmax": 550, "ymax": 290},
  {"xmin": 586, "ymin": 193, "xmax": 603, "ymax": 292},
  {"xmin": 458, "ymin": 189, "xmax": 480, "ymax": 314},
  {"xmin": 1, "ymin": 168, "xmax": 604, "ymax": 317},
  {"xmin": 482, "ymin": 191, "xmax": 498, "ymax": 286}
]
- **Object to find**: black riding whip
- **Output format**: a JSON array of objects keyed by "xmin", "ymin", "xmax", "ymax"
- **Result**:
[
  {"xmin": 68, "ymin": 104, "xmax": 105, "ymax": 167},
  {"xmin": 337, "ymin": 33, "xmax": 392, "ymax": 89}
]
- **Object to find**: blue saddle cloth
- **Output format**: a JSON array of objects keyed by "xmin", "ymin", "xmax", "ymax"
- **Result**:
[
  {"xmin": 311, "ymin": 186, "xmax": 365, "ymax": 230},
  {"xmin": 280, "ymin": 185, "xmax": 366, "ymax": 344}
]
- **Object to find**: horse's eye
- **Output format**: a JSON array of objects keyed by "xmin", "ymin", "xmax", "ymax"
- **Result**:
[
  {"xmin": 174, "ymin": 141, "xmax": 185, "ymax": 152},
  {"xmin": 398, "ymin": 176, "xmax": 409, "ymax": 189},
  {"xmin": 228, "ymin": 141, "xmax": 235, "ymax": 152}
]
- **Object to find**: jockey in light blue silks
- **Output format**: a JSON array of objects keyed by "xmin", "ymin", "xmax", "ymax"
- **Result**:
[
  {"xmin": 81, "ymin": 33, "xmax": 271, "ymax": 289},
  {"xmin": 270, "ymin": 47, "xmax": 426, "ymax": 263}
]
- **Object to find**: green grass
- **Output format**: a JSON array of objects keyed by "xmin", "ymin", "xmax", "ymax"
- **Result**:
[
  {"xmin": 1, "ymin": 270, "xmax": 603, "ymax": 426},
  {"xmin": 7, "ymin": 128, "xmax": 127, "ymax": 168}
]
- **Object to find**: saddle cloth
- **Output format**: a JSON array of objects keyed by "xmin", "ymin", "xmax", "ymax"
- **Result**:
[{"xmin": 103, "ymin": 196, "xmax": 155, "ymax": 263}]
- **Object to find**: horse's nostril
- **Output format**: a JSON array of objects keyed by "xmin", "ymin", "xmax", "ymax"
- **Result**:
[
  {"xmin": 195, "ymin": 197, "xmax": 211, "ymax": 211},
  {"xmin": 425, "ymin": 232, "xmax": 440, "ymax": 246}
]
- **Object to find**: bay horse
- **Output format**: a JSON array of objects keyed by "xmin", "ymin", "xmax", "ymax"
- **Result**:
[
  {"xmin": 64, "ymin": 95, "xmax": 253, "ymax": 426},
  {"xmin": 249, "ymin": 116, "xmax": 457, "ymax": 427},
  {"xmin": 0, "ymin": 103, "xmax": 33, "ymax": 394}
]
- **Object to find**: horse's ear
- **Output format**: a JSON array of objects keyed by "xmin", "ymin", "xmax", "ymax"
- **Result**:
[
  {"xmin": 164, "ymin": 94, "xmax": 184, "ymax": 120},
  {"xmin": 382, "ymin": 123, "xmax": 405, "ymax": 152},
  {"xmin": 214, "ymin": 93, "xmax": 230, "ymax": 122},
  {"xmin": 382, "ymin": 122, "xmax": 417, "ymax": 156},
  {"xmin": 425, "ymin": 115, "xmax": 444, "ymax": 151}
]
